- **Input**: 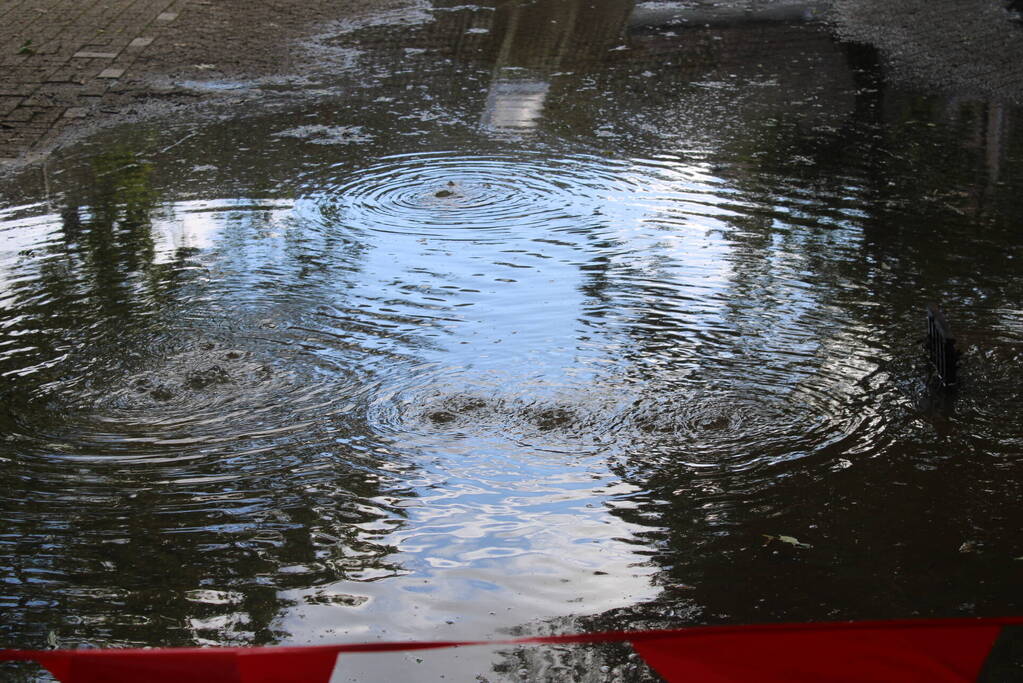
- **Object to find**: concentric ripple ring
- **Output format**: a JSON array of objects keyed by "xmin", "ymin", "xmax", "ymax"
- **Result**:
[{"xmin": 298, "ymin": 150, "xmax": 648, "ymax": 240}]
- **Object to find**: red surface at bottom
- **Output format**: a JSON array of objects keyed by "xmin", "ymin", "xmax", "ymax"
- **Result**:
[
  {"xmin": 632, "ymin": 622, "xmax": 1004, "ymax": 682},
  {"xmin": 2, "ymin": 618, "xmax": 1020, "ymax": 682},
  {"xmin": 36, "ymin": 646, "xmax": 341, "ymax": 683}
]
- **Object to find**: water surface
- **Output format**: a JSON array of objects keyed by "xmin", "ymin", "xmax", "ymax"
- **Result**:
[{"xmin": 2, "ymin": 1, "xmax": 1023, "ymax": 680}]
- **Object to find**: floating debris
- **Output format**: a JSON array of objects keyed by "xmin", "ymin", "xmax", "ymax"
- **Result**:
[
  {"xmin": 272, "ymin": 124, "xmax": 373, "ymax": 145},
  {"xmin": 763, "ymin": 534, "xmax": 813, "ymax": 550}
]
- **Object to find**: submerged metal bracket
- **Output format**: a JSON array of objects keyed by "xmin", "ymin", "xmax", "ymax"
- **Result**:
[{"xmin": 926, "ymin": 304, "xmax": 959, "ymax": 386}]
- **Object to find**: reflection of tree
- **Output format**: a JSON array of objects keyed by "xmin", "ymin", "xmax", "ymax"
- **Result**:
[
  {"xmin": 1, "ymin": 148, "xmax": 181, "ymax": 656},
  {"xmin": 2, "ymin": 149, "xmax": 170, "ymax": 395},
  {"xmin": 0, "ymin": 149, "xmax": 414, "ymax": 657},
  {"xmin": 82, "ymin": 150, "xmax": 159, "ymax": 287},
  {"xmin": 557, "ymin": 23, "xmax": 1023, "ymax": 635}
]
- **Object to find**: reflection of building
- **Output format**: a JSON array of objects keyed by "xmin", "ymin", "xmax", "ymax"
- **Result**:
[
  {"xmin": 340, "ymin": 0, "xmax": 861, "ymax": 136},
  {"xmin": 426, "ymin": 0, "xmax": 852, "ymax": 136},
  {"xmin": 484, "ymin": 0, "xmax": 633, "ymax": 71},
  {"xmin": 481, "ymin": 79, "xmax": 550, "ymax": 130},
  {"xmin": 480, "ymin": 0, "xmax": 634, "ymax": 132}
]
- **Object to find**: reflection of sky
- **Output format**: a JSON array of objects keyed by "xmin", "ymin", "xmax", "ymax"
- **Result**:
[
  {"xmin": 0, "ymin": 154, "xmax": 743, "ymax": 646},
  {"xmin": 0, "ymin": 145, "xmax": 889, "ymax": 657},
  {"xmin": 267, "ymin": 154, "xmax": 745, "ymax": 647},
  {"xmin": 331, "ymin": 153, "xmax": 741, "ymax": 384},
  {"xmin": 0, "ymin": 199, "xmax": 298, "ymax": 299},
  {"xmin": 481, "ymin": 79, "xmax": 550, "ymax": 130},
  {"xmin": 143, "ymin": 153, "xmax": 690, "ymax": 646},
  {"xmin": 277, "ymin": 473, "xmax": 658, "ymax": 642},
  {"xmin": 345, "ymin": 228, "xmax": 590, "ymax": 380},
  {"xmin": 0, "ymin": 204, "xmax": 59, "ymax": 300},
  {"xmin": 610, "ymin": 158, "xmax": 736, "ymax": 313},
  {"xmin": 151, "ymin": 199, "xmax": 296, "ymax": 264}
]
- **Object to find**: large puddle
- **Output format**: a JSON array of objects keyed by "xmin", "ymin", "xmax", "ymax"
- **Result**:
[{"xmin": 2, "ymin": 0, "xmax": 1023, "ymax": 680}]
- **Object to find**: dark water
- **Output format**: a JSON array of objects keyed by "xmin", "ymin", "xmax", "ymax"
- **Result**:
[{"xmin": 2, "ymin": 1, "xmax": 1023, "ymax": 680}]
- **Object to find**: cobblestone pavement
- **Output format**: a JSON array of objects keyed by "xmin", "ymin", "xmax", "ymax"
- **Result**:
[
  {"xmin": 0, "ymin": 0, "xmax": 190, "ymax": 162},
  {"xmin": 2, "ymin": 0, "xmax": 1022, "ymax": 167},
  {"xmin": 0, "ymin": 0, "xmax": 382, "ymax": 166}
]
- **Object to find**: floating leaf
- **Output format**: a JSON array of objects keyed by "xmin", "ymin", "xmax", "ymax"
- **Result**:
[
  {"xmin": 779, "ymin": 535, "xmax": 812, "ymax": 549},
  {"xmin": 763, "ymin": 534, "xmax": 812, "ymax": 549}
]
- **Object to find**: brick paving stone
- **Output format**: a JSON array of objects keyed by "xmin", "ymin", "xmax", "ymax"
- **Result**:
[
  {"xmin": 79, "ymin": 82, "xmax": 111, "ymax": 97},
  {"xmin": 21, "ymin": 93, "xmax": 58, "ymax": 107},
  {"xmin": 0, "ymin": 0, "xmax": 218, "ymax": 161},
  {"xmin": 45, "ymin": 68, "xmax": 87, "ymax": 85},
  {"xmin": 0, "ymin": 84, "xmax": 36, "ymax": 97},
  {"xmin": 0, "ymin": 97, "xmax": 25, "ymax": 114},
  {"xmin": 29, "ymin": 107, "xmax": 64, "ymax": 125},
  {"xmin": 5, "ymin": 66, "xmax": 57, "ymax": 85},
  {"xmin": 0, "ymin": 0, "xmax": 372, "ymax": 160},
  {"xmin": 6, "ymin": 108, "xmax": 38, "ymax": 123}
]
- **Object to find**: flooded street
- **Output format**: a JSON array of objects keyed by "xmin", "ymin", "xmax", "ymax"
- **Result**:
[{"xmin": 2, "ymin": 1, "xmax": 1023, "ymax": 679}]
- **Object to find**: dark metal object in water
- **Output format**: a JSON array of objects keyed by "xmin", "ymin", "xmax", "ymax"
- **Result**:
[{"xmin": 926, "ymin": 304, "xmax": 960, "ymax": 386}]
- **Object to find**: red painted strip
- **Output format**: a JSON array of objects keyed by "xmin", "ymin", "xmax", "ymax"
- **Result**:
[
  {"xmin": 632, "ymin": 623, "xmax": 1004, "ymax": 682},
  {"xmin": 2, "ymin": 618, "xmax": 1021, "ymax": 683}
]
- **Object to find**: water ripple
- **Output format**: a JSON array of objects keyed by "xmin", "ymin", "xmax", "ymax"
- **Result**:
[{"xmin": 299, "ymin": 150, "xmax": 650, "ymax": 241}]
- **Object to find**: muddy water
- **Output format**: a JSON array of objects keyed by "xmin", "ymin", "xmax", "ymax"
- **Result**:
[{"xmin": 2, "ymin": 1, "xmax": 1023, "ymax": 680}]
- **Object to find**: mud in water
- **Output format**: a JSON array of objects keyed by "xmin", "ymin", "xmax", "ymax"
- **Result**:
[{"xmin": 2, "ymin": 1, "xmax": 1023, "ymax": 681}]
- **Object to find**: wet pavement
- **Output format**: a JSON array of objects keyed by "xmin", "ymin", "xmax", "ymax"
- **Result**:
[
  {"xmin": 0, "ymin": 0, "xmax": 183, "ymax": 161},
  {"xmin": 2, "ymin": 1, "xmax": 1023, "ymax": 682},
  {"xmin": 3, "ymin": 0, "xmax": 1023, "ymax": 166},
  {"xmin": 831, "ymin": 0, "xmax": 1023, "ymax": 102},
  {"xmin": 0, "ymin": 0, "xmax": 386, "ymax": 163}
]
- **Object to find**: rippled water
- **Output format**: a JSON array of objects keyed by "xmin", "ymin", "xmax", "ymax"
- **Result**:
[{"xmin": 3, "ymin": 1, "xmax": 1023, "ymax": 680}]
